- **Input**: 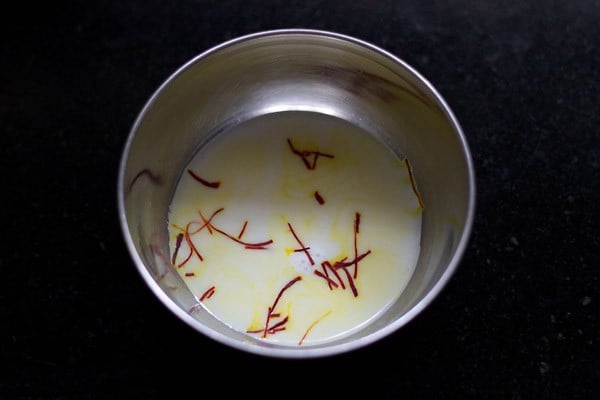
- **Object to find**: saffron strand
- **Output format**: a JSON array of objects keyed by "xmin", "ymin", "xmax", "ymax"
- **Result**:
[
  {"xmin": 287, "ymin": 222, "xmax": 314, "ymax": 265},
  {"xmin": 287, "ymin": 138, "xmax": 334, "ymax": 170},
  {"xmin": 187, "ymin": 169, "xmax": 221, "ymax": 188}
]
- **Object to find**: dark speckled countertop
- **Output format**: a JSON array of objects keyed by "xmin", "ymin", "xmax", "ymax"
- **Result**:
[{"xmin": 2, "ymin": 1, "xmax": 598, "ymax": 398}]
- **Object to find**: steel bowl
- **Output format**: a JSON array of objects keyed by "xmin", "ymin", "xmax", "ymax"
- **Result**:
[{"xmin": 117, "ymin": 29, "xmax": 476, "ymax": 358}]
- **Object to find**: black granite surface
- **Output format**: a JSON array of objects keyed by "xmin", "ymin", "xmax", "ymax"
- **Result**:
[{"xmin": 2, "ymin": 0, "xmax": 598, "ymax": 398}]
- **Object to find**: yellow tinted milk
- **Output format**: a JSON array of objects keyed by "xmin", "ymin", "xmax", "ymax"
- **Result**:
[{"xmin": 168, "ymin": 112, "xmax": 423, "ymax": 346}]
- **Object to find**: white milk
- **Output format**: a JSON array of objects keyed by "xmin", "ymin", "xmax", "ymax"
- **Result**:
[{"xmin": 168, "ymin": 111, "xmax": 423, "ymax": 346}]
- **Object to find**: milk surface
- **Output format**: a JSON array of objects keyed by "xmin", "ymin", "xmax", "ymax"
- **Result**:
[{"xmin": 168, "ymin": 111, "xmax": 423, "ymax": 346}]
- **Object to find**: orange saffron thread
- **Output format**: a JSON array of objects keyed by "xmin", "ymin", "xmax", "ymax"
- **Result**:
[
  {"xmin": 311, "ymin": 211, "xmax": 372, "ymax": 296},
  {"xmin": 198, "ymin": 210, "xmax": 215, "ymax": 235},
  {"xmin": 314, "ymin": 270, "xmax": 339, "ymax": 288},
  {"xmin": 177, "ymin": 221, "xmax": 204, "ymax": 267},
  {"xmin": 333, "ymin": 251, "xmax": 371, "ymax": 297},
  {"xmin": 339, "ymin": 266, "xmax": 358, "ymax": 297},
  {"xmin": 321, "ymin": 262, "xmax": 333, "ymax": 290},
  {"xmin": 404, "ymin": 158, "xmax": 424, "ymax": 210},
  {"xmin": 187, "ymin": 169, "xmax": 220, "ymax": 188},
  {"xmin": 315, "ymin": 244, "xmax": 371, "ymax": 296},
  {"xmin": 247, "ymin": 276, "xmax": 302, "ymax": 339},
  {"xmin": 314, "ymin": 191, "xmax": 325, "ymax": 205},
  {"xmin": 237, "ymin": 221, "xmax": 248, "ymax": 239},
  {"xmin": 172, "ymin": 233, "xmax": 184, "ymax": 265},
  {"xmin": 323, "ymin": 260, "xmax": 345, "ymax": 289},
  {"xmin": 171, "ymin": 208, "xmax": 226, "ymax": 266},
  {"xmin": 287, "ymin": 222, "xmax": 314, "ymax": 265},
  {"xmin": 298, "ymin": 311, "xmax": 332, "ymax": 345},
  {"xmin": 211, "ymin": 224, "xmax": 273, "ymax": 247},
  {"xmin": 177, "ymin": 250, "xmax": 193, "ymax": 268},
  {"xmin": 172, "ymin": 208, "xmax": 273, "ymax": 265},
  {"xmin": 199, "ymin": 286, "xmax": 216, "ymax": 301},
  {"xmin": 334, "ymin": 250, "xmax": 372, "ymax": 270},
  {"xmin": 190, "ymin": 208, "xmax": 224, "ymax": 234},
  {"xmin": 287, "ymin": 138, "xmax": 334, "ymax": 170},
  {"xmin": 265, "ymin": 317, "xmax": 289, "ymax": 334}
]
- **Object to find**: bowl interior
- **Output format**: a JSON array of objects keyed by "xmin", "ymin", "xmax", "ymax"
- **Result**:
[{"xmin": 118, "ymin": 30, "xmax": 475, "ymax": 358}]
